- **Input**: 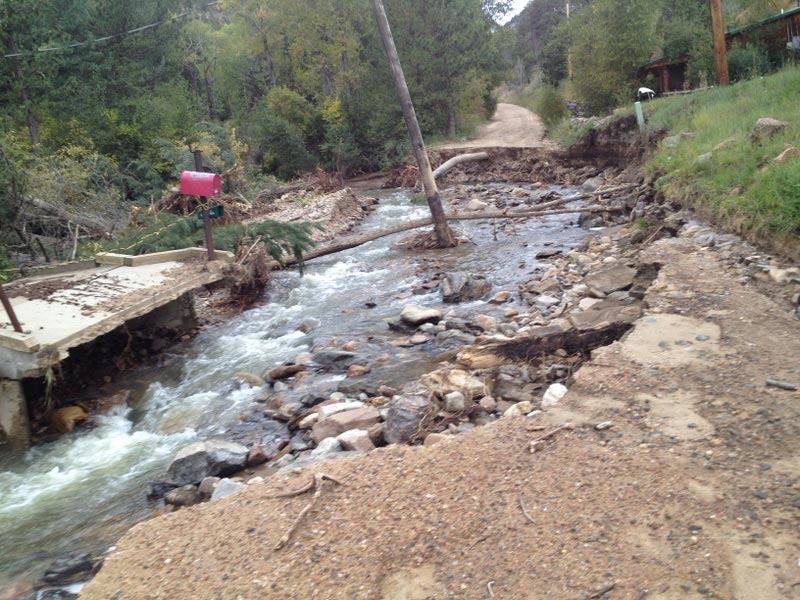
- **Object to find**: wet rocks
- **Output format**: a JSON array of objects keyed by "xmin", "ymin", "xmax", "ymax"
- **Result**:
[
  {"xmin": 312, "ymin": 350, "xmax": 358, "ymax": 369},
  {"xmin": 42, "ymin": 553, "xmax": 95, "ymax": 585},
  {"xmin": 441, "ymin": 273, "xmax": 492, "ymax": 303},
  {"xmin": 399, "ymin": 305, "xmax": 443, "ymax": 326},
  {"xmin": 48, "ymin": 406, "xmax": 88, "ymax": 434},
  {"xmin": 165, "ymin": 439, "xmax": 249, "ymax": 486},
  {"xmin": 584, "ymin": 264, "xmax": 636, "ymax": 297},
  {"xmin": 210, "ymin": 478, "xmax": 245, "ymax": 501},
  {"xmin": 267, "ymin": 364, "xmax": 306, "ymax": 380},
  {"xmin": 384, "ymin": 395, "xmax": 430, "ymax": 444}
]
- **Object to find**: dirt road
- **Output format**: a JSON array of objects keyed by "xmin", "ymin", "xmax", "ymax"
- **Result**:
[{"xmin": 439, "ymin": 102, "xmax": 553, "ymax": 150}]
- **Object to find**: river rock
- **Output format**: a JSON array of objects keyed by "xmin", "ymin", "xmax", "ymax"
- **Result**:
[
  {"xmin": 542, "ymin": 383, "xmax": 569, "ymax": 407},
  {"xmin": 346, "ymin": 364, "xmax": 372, "ymax": 378},
  {"xmin": 466, "ymin": 199, "xmax": 488, "ymax": 211},
  {"xmin": 337, "ymin": 429, "xmax": 375, "ymax": 452},
  {"xmin": 319, "ymin": 401, "xmax": 365, "ymax": 417},
  {"xmin": 503, "ymin": 401, "xmax": 533, "ymax": 418},
  {"xmin": 236, "ymin": 373, "xmax": 265, "ymax": 387},
  {"xmin": 400, "ymin": 305, "xmax": 443, "ymax": 326},
  {"xmin": 441, "ymin": 272, "xmax": 492, "ymax": 303},
  {"xmin": 198, "ymin": 477, "xmax": 221, "ymax": 498},
  {"xmin": 311, "ymin": 406, "xmax": 381, "ymax": 443},
  {"xmin": 267, "ymin": 364, "xmax": 306, "ymax": 380},
  {"xmin": 165, "ymin": 439, "xmax": 249, "ymax": 486},
  {"xmin": 0, "ymin": 581, "xmax": 33, "ymax": 600},
  {"xmin": 490, "ymin": 291, "xmax": 512, "ymax": 303},
  {"xmin": 584, "ymin": 264, "xmax": 636, "ymax": 297},
  {"xmin": 165, "ymin": 484, "xmax": 202, "ymax": 507},
  {"xmin": 48, "ymin": 406, "xmax": 87, "ymax": 433},
  {"xmin": 42, "ymin": 553, "xmax": 94, "ymax": 585},
  {"xmin": 210, "ymin": 479, "xmax": 245, "ymax": 501},
  {"xmin": 384, "ymin": 395, "xmax": 430, "ymax": 445},
  {"xmin": 444, "ymin": 391, "xmax": 467, "ymax": 412},
  {"xmin": 435, "ymin": 329, "xmax": 476, "ymax": 350},
  {"xmin": 479, "ymin": 396, "xmax": 498, "ymax": 412},
  {"xmin": 247, "ymin": 444, "xmax": 268, "ymax": 467},
  {"xmin": 312, "ymin": 437, "xmax": 343, "ymax": 455},
  {"xmin": 424, "ymin": 432, "xmax": 450, "ymax": 446},
  {"xmin": 312, "ymin": 350, "xmax": 358, "ymax": 369},
  {"xmin": 471, "ymin": 314, "xmax": 497, "ymax": 332}
]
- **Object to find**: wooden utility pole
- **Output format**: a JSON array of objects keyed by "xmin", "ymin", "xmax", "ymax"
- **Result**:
[
  {"xmin": 566, "ymin": 1, "xmax": 574, "ymax": 79},
  {"xmin": 0, "ymin": 283, "xmax": 24, "ymax": 334},
  {"xmin": 369, "ymin": 0, "xmax": 456, "ymax": 248},
  {"xmin": 709, "ymin": 0, "xmax": 730, "ymax": 85}
]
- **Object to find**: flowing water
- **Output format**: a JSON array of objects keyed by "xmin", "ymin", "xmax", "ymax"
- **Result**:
[{"xmin": 0, "ymin": 187, "xmax": 589, "ymax": 586}]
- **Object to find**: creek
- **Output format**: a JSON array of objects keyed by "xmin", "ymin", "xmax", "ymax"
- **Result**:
[{"xmin": 0, "ymin": 186, "xmax": 589, "ymax": 587}]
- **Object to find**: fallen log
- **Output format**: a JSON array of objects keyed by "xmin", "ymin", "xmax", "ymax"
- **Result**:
[
  {"xmin": 29, "ymin": 198, "xmax": 108, "ymax": 235},
  {"xmin": 433, "ymin": 152, "xmax": 490, "ymax": 180}
]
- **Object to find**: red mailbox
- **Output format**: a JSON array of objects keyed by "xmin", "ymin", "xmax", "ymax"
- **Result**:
[{"xmin": 180, "ymin": 171, "xmax": 221, "ymax": 197}]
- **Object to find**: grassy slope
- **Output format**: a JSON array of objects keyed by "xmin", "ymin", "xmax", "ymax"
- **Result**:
[{"xmin": 643, "ymin": 67, "xmax": 799, "ymax": 240}]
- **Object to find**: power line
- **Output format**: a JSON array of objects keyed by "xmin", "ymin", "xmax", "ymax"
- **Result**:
[{"xmin": 2, "ymin": 1, "xmax": 220, "ymax": 60}]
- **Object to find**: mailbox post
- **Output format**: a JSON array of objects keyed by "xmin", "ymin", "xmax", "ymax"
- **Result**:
[{"xmin": 180, "ymin": 150, "xmax": 219, "ymax": 261}]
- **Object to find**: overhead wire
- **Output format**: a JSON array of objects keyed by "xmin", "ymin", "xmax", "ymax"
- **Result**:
[{"xmin": 2, "ymin": 1, "xmax": 220, "ymax": 59}]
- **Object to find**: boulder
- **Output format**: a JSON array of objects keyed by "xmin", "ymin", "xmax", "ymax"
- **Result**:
[
  {"xmin": 312, "ymin": 437, "xmax": 343, "ymax": 456},
  {"xmin": 319, "ymin": 401, "xmax": 365, "ymax": 417},
  {"xmin": 750, "ymin": 117, "xmax": 789, "ymax": 142},
  {"xmin": 568, "ymin": 299, "xmax": 642, "ymax": 330},
  {"xmin": 444, "ymin": 391, "xmax": 467, "ymax": 412},
  {"xmin": 198, "ymin": 477, "xmax": 220, "ymax": 498},
  {"xmin": 42, "ymin": 553, "xmax": 94, "ymax": 585},
  {"xmin": 384, "ymin": 395, "xmax": 430, "ymax": 445},
  {"xmin": 164, "ymin": 484, "xmax": 202, "ymax": 507},
  {"xmin": 165, "ymin": 439, "xmax": 249, "ymax": 486},
  {"xmin": 774, "ymin": 146, "xmax": 800, "ymax": 164},
  {"xmin": 210, "ymin": 479, "xmax": 245, "ymax": 501},
  {"xmin": 584, "ymin": 264, "xmax": 636, "ymax": 297},
  {"xmin": 336, "ymin": 429, "xmax": 375, "ymax": 453},
  {"xmin": 267, "ymin": 364, "xmax": 306, "ymax": 380},
  {"xmin": 441, "ymin": 272, "xmax": 492, "ymax": 303},
  {"xmin": 466, "ymin": 199, "xmax": 488, "ymax": 211},
  {"xmin": 311, "ymin": 406, "xmax": 381, "ymax": 443},
  {"xmin": 48, "ymin": 406, "xmax": 87, "ymax": 433},
  {"xmin": 399, "ymin": 305, "xmax": 443, "ymax": 326},
  {"xmin": 247, "ymin": 444, "xmax": 268, "ymax": 467}
]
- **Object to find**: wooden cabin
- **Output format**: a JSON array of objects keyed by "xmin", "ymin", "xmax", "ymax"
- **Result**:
[
  {"xmin": 726, "ymin": 6, "xmax": 800, "ymax": 52},
  {"xmin": 637, "ymin": 54, "xmax": 691, "ymax": 95}
]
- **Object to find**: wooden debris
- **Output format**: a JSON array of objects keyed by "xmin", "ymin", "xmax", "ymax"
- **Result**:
[
  {"xmin": 529, "ymin": 423, "xmax": 575, "ymax": 453},
  {"xmin": 766, "ymin": 379, "xmax": 796, "ymax": 391},
  {"xmin": 273, "ymin": 473, "xmax": 343, "ymax": 551}
]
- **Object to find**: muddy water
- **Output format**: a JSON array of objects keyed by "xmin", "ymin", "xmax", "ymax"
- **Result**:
[{"xmin": 0, "ymin": 187, "xmax": 589, "ymax": 586}]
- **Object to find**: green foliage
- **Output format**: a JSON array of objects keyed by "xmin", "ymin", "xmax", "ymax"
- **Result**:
[
  {"xmin": 645, "ymin": 67, "xmax": 800, "ymax": 237},
  {"xmin": 534, "ymin": 86, "xmax": 568, "ymax": 128}
]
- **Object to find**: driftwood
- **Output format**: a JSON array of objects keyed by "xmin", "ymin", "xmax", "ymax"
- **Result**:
[
  {"xmin": 529, "ymin": 423, "xmax": 575, "ymax": 452},
  {"xmin": 433, "ymin": 152, "xmax": 490, "ymax": 180},
  {"xmin": 272, "ymin": 473, "xmax": 343, "ymax": 551}
]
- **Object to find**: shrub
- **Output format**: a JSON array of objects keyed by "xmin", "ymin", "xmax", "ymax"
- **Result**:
[{"xmin": 534, "ymin": 85, "xmax": 569, "ymax": 128}]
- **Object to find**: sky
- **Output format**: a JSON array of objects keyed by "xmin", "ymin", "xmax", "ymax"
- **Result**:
[{"xmin": 500, "ymin": 0, "xmax": 531, "ymax": 24}]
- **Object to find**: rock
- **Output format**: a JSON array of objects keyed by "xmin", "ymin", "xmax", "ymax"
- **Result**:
[
  {"xmin": 694, "ymin": 152, "xmax": 712, "ymax": 165},
  {"xmin": 346, "ymin": 364, "xmax": 372, "ymax": 378},
  {"xmin": 472, "ymin": 314, "xmax": 497, "ymax": 332},
  {"xmin": 311, "ymin": 406, "xmax": 381, "ymax": 443},
  {"xmin": 489, "ymin": 291, "xmax": 512, "ymax": 304},
  {"xmin": 319, "ymin": 401, "xmax": 365, "ymax": 417},
  {"xmin": 165, "ymin": 439, "xmax": 249, "ymax": 486},
  {"xmin": 662, "ymin": 135, "xmax": 682, "ymax": 148},
  {"xmin": 336, "ymin": 429, "xmax": 375, "ymax": 452},
  {"xmin": 42, "ymin": 553, "xmax": 94, "ymax": 585},
  {"xmin": 535, "ymin": 248, "xmax": 561, "ymax": 259},
  {"xmin": 298, "ymin": 413, "xmax": 320, "ymax": 429},
  {"xmin": 165, "ymin": 484, "xmax": 202, "ymax": 507},
  {"xmin": 247, "ymin": 444, "xmax": 268, "ymax": 467},
  {"xmin": 435, "ymin": 330, "xmax": 476, "ymax": 350},
  {"xmin": 410, "ymin": 333, "xmax": 430, "ymax": 345},
  {"xmin": 456, "ymin": 346, "xmax": 508, "ymax": 369},
  {"xmin": 582, "ymin": 176, "xmax": 604, "ymax": 191},
  {"xmin": 502, "ymin": 401, "xmax": 533, "ymax": 418},
  {"xmin": 444, "ymin": 391, "xmax": 467, "ymax": 412},
  {"xmin": 0, "ymin": 581, "xmax": 33, "ymax": 600},
  {"xmin": 384, "ymin": 395, "xmax": 430, "ymax": 445},
  {"xmin": 535, "ymin": 295, "xmax": 560, "ymax": 309},
  {"xmin": 579, "ymin": 297, "xmax": 602, "ymax": 311},
  {"xmin": 542, "ymin": 383, "xmax": 568, "ymax": 407},
  {"xmin": 378, "ymin": 385, "xmax": 398, "ymax": 397},
  {"xmin": 584, "ymin": 264, "xmax": 636, "ymax": 296},
  {"xmin": 341, "ymin": 341, "xmax": 357, "ymax": 351},
  {"xmin": 441, "ymin": 272, "xmax": 492, "ymax": 303},
  {"xmin": 267, "ymin": 364, "xmax": 306, "ymax": 380},
  {"xmin": 768, "ymin": 268, "xmax": 799, "ymax": 285},
  {"xmin": 399, "ymin": 305, "xmax": 443, "ymax": 326},
  {"xmin": 146, "ymin": 481, "xmax": 178, "ymax": 500},
  {"xmin": 367, "ymin": 422, "xmax": 385, "ymax": 446},
  {"xmin": 312, "ymin": 437, "xmax": 343, "ymax": 455},
  {"xmin": 198, "ymin": 477, "xmax": 220, "ymax": 498},
  {"xmin": 466, "ymin": 199, "xmax": 488, "ymax": 211},
  {"xmin": 313, "ymin": 350, "xmax": 358, "ymax": 369},
  {"xmin": 421, "ymin": 368, "xmax": 486, "ymax": 399},
  {"xmin": 750, "ymin": 117, "xmax": 789, "ymax": 142},
  {"xmin": 595, "ymin": 421, "xmax": 613, "ymax": 430},
  {"xmin": 479, "ymin": 396, "xmax": 498, "ymax": 412},
  {"xmin": 48, "ymin": 406, "xmax": 88, "ymax": 433},
  {"xmin": 423, "ymin": 432, "xmax": 450, "ymax": 446},
  {"xmin": 236, "ymin": 373, "xmax": 265, "ymax": 387},
  {"xmin": 210, "ymin": 478, "xmax": 245, "ymax": 501},
  {"xmin": 774, "ymin": 146, "xmax": 800, "ymax": 163}
]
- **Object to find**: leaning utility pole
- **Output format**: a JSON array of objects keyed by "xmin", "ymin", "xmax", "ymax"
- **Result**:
[
  {"xmin": 709, "ymin": 0, "xmax": 730, "ymax": 85},
  {"xmin": 369, "ymin": 0, "xmax": 456, "ymax": 248}
]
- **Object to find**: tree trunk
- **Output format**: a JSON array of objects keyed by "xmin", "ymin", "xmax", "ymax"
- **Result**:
[
  {"xmin": 370, "ymin": 0, "xmax": 456, "ymax": 248},
  {"xmin": 25, "ymin": 106, "xmax": 40, "ymax": 147},
  {"xmin": 447, "ymin": 100, "xmax": 457, "ymax": 139},
  {"xmin": 10, "ymin": 38, "xmax": 40, "ymax": 146},
  {"xmin": 709, "ymin": 0, "xmax": 729, "ymax": 86},
  {"xmin": 433, "ymin": 152, "xmax": 489, "ymax": 180}
]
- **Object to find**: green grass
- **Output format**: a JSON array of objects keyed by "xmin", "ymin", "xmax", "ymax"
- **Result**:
[{"xmin": 644, "ymin": 67, "xmax": 800, "ymax": 237}]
